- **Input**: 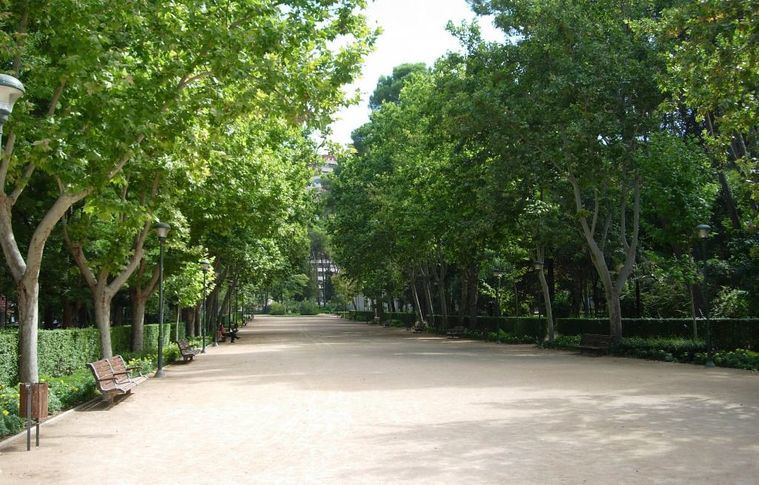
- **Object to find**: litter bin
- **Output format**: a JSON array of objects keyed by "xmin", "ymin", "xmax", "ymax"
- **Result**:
[
  {"xmin": 19, "ymin": 382, "xmax": 48, "ymax": 420},
  {"xmin": 19, "ymin": 382, "xmax": 48, "ymax": 450}
]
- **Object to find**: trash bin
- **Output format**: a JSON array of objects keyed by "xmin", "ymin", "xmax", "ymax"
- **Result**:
[{"xmin": 19, "ymin": 382, "xmax": 48, "ymax": 420}]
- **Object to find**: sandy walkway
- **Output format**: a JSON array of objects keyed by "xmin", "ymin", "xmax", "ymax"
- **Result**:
[{"xmin": 0, "ymin": 315, "xmax": 757, "ymax": 484}]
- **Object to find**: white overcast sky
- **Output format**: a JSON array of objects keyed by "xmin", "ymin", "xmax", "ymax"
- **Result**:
[{"xmin": 328, "ymin": 0, "xmax": 504, "ymax": 146}]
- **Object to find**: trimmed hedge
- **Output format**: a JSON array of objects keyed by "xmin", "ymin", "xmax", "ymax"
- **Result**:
[
  {"xmin": 340, "ymin": 313, "xmax": 758, "ymax": 350},
  {"xmin": 0, "ymin": 323, "xmax": 181, "ymax": 384},
  {"xmin": 556, "ymin": 318, "xmax": 758, "ymax": 350}
]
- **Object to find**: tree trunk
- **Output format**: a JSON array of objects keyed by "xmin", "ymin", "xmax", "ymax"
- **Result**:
[
  {"xmin": 93, "ymin": 286, "xmax": 114, "ymax": 359},
  {"xmin": 17, "ymin": 277, "xmax": 39, "ymax": 383},
  {"xmin": 410, "ymin": 271, "xmax": 425, "ymax": 324},
  {"xmin": 536, "ymin": 249, "xmax": 555, "ymax": 342},
  {"xmin": 422, "ymin": 266, "xmax": 435, "ymax": 319},
  {"xmin": 434, "ymin": 263, "xmax": 448, "ymax": 328},
  {"xmin": 131, "ymin": 292, "xmax": 147, "ymax": 352}
]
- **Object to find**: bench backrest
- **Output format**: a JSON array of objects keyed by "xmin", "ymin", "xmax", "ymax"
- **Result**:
[
  {"xmin": 109, "ymin": 355, "xmax": 129, "ymax": 376},
  {"xmin": 87, "ymin": 358, "xmax": 118, "ymax": 391},
  {"xmin": 581, "ymin": 333, "xmax": 612, "ymax": 347},
  {"xmin": 178, "ymin": 339, "xmax": 190, "ymax": 350}
]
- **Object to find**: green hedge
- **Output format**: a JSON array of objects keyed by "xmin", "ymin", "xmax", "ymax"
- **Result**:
[
  {"xmin": 340, "ymin": 312, "xmax": 759, "ymax": 350},
  {"xmin": 556, "ymin": 318, "xmax": 758, "ymax": 350},
  {"xmin": 0, "ymin": 323, "xmax": 181, "ymax": 385}
]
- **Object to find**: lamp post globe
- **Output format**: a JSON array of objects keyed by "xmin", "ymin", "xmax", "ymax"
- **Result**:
[
  {"xmin": 153, "ymin": 222, "xmax": 170, "ymax": 378},
  {"xmin": 0, "ymin": 74, "xmax": 24, "ymax": 128},
  {"xmin": 533, "ymin": 260, "xmax": 544, "ymax": 271},
  {"xmin": 696, "ymin": 224, "xmax": 711, "ymax": 240}
]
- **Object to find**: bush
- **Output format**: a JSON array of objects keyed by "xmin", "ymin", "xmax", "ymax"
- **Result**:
[
  {"xmin": 695, "ymin": 349, "xmax": 759, "ymax": 371},
  {"xmin": 298, "ymin": 300, "xmax": 319, "ymax": 315},
  {"xmin": 41, "ymin": 369, "xmax": 97, "ymax": 413},
  {"xmin": 615, "ymin": 337, "xmax": 706, "ymax": 363},
  {"xmin": 540, "ymin": 335, "xmax": 582, "ymax": 349},
  {"xmin": 0, "ymin": 383, "xmax": 23, "ymax": 436},
  {"xmin": 484, "ymin": 329, "xmax": 536, "ymax": 344},
  {"xmin": 269, "ymin": 302, "xmax": 286, "ymax": 315},
  {"xmin": 0, "ymin": 323, "xmax": 182, "ymax": 385}
]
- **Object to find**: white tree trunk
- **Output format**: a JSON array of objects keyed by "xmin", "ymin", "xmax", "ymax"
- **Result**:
[
  {"xmin": 93, "ymin": 287, "xmax": 114, "ymax": 358},
  {"xmin": 131, "ymin": 296, "xmax": 146, "ymax": 352},
  {"xmin": 17, "ymin": 277, "xmax": 39, "ymax": 383},
  {"xmin": 537, "ymin": 265, "xmax": 555, "ymax": 342}
]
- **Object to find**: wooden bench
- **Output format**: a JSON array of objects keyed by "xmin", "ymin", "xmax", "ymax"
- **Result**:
[
  {"xmin": 446, "ymin": 325, "xmax": 466, "ymax": 338},
  {"xmin": 87, "ymin": 355, "xmax": 147, "ymax": 404},
  {"xmin": 177, "ymin": 339, "xmax": 199, "ymax": 362},
  {"xmin": 578, "ymin": 333, "xmax": 612, "ymax": 354}
]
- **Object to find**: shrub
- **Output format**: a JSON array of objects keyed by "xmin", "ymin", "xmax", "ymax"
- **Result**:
[
  {"xmin": 269, "ymin": 302, "xmax": 287, "ymax": 315},
  {"xmin": 540, "ymin": 335, "xmax": 582, "ymax": 349},
  {"xmin": 695, "ymin": 349, "xmax": 759, "ymax": 371},
  {"xmin": 298, "ymin": 300, "xmax": 319, "ymax": 315},
  {"xmin": 614, "ymin": 337, "xmax": 706, "ymax": 362},
  {"xmin": 42, "ymin": 370, "xmax": 98, "ymax": 411}
]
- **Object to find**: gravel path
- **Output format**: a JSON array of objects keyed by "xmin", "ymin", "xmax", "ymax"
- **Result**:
[{"xmin": 0, "ymin": 315, "xmax": 757, "ymax": 484}]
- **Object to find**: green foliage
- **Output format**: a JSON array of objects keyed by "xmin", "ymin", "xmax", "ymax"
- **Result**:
[
  {"xmin": 269, "ymin": 302, "xmax": 287, "ymax": 315},
  {"xmin": 298, "ymin": 300, "xmax": 320, "ymax": 315},
  {"xmin": 0, "ymin": 384, "xmax": 23, "ymax": 436},
  {"xmin": 485, "ymin": 329, "xmax": 536, "ymax": 344},
  {"xmin": 711, "ymin": 287, "xmax": 751, "ymax": 318},
  {"xmin": 696, "ymin": 349, "xmax": 759, "ymax": 371},
  {"xmin": 540, "ymin": 335, "xmax": 582, "ymax": 349},
  {"xmin": 0, "ymin": 332, "xmax": 19, "ymax": 385},
  {"xmin": 368, "ymin": 63, "xmax": 428, "ymax": 111},
  {"xmin": 41, "ymin": 370, "xmax": 98, "ymax": 413},
  {"xmin": 615, "ymin": 337, "xmax": 707, "ymax": 363},
  {"xmin": 0, "ymin": 323, "xmax": 182, "ymax": 386}
]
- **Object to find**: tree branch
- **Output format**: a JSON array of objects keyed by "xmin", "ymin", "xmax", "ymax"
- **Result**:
[
  {"xmin": 615, "ymin": 176, "xmax": 641, "ymax": 289},
  {"xmin": 63, "ymin": 224, "xmax": 98, "ymax": 291},
  {"xmin": 0, "ymin": 197, "xmax": 26, "ymax": 281},
  {"xmin": 0, "ymin": 131, "xmax": 17, "ymax": 191},
  {"xmin": 8, "ymin": 162, "xmax": 36, "ymax": 205},
  {"xmin": 107, "ymin": 220, "xmax": 152, "ymax": 293},
  {"xmin": 26, "ymin": 190, "xmax": 91, "ymax": 279},
  {"xmin": 47, "ymin": 79, "xmax": 66, "ymax": 117}
]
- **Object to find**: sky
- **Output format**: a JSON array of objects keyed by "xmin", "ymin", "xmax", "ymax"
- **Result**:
[{"xmin": 328, "ymin": 0, "xmax": 504, "ymax": 146}]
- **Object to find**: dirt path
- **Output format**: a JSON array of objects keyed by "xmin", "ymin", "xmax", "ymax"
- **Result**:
[{"xmin": 0, "ymin": 315, "xmax": 757, "ymax": 484}]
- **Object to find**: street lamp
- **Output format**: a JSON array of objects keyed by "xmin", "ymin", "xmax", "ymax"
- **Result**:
[
  {"xmin": 153, "ymin": 222, "xmax": 170, "ymax": 378},
  {"xmin": 200, "ymin": 259, "xmax": 211, "ymax": 353},
  {"xmin": 0, "ymin": 74, "xmax": 25, "ymax": 147},
  {"xmin": 533, "ymin": 260, "xmax": 544, "ymax": 271},
  {"xmin": 696, "ymin": 224, "xmax": 715, "ymax": 368},
  {"xmin": 0, "ymin": 74, "xmax": 24, "ymax": 127}
]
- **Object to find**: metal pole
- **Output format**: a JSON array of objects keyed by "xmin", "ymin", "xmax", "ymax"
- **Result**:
[
  {"xmin": 701, "ymin": 238, "xmax": 715, "ymax": 368},
  {"xmin": 25, "ymin": 383, "xmax": 31, "ymax": 451},
  {"xmin": 496, "ymin": 276, "xmax": 501, "ymax": 317},
  {"xmin": 201, "ymin": 270, "xmax": 207, "ymax": 353},
  {"xmin": 155, "ymin": 238, "xmax": 166, "ymax": 377}
]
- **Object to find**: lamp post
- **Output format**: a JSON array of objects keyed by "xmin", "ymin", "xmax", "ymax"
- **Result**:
[
  {"xmin": 200, "ymin": 259, "xmax": 211, "ymax": 353},
  {"xmin": 493, "ymin": 270, "xmax": 503, "ymax": 317},
  {"xmin": 0, "ymin": 74, "xmax": 25, "ymax": 149},
  {"xmin": 696, "ymin": 224, "xmax": 715, "ymax": 368},
  {"xmin": 153, "ymin": 222, "xmax": 170, "ymax": 378}
]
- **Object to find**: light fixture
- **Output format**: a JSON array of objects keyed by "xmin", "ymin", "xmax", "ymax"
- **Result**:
[{"xmin": 0, "ymin": 74, "xmax": 25, "ymax": 127}]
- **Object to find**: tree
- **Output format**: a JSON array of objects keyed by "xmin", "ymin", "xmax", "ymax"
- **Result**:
[{"xmin": 1, "ymin": 0, "xmax": 375, "ymax": 382}]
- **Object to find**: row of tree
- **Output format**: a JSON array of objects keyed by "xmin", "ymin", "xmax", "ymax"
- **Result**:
[
  {"xmin": 1, "ymin": 0, "xmax": 376, "ymax": 383},
  {"xmin": 327, "ymin": 0, "xmax": 757, "ymax": 341}
]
